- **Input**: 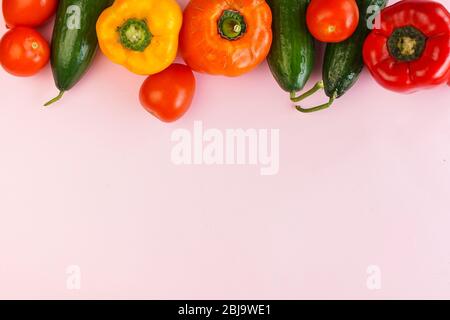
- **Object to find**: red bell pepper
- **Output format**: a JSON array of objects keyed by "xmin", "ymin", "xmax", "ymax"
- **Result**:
[{"xmin": 363, "ymin": 0, "xmax": 450, "ymax": 93}]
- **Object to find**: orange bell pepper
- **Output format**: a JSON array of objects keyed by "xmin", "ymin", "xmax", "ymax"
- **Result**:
[{"xmin": 180, "ymin": 0, "xmax": 272, "ymax": 77}]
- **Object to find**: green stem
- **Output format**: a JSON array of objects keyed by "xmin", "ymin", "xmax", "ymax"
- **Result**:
[
  {"xmin": 218, "ymin": 10, "xmax": 247, "ymax": 41},
  {"xmin": 118, "ymin": 19, "xmax": 152, "ymax": 52},
  {"xmin": 387, "ymin": 26, "xmax": 427, "ymax": 62},
  {"xmin": 295, "ymin": 94, "xmax": 336, "ymax": 114},
  {"xmin": 290, "ymin": 81, "xmax": 324, "ymax": 102},
  {"xmin": 44, "ymin": 91, "xmax": 65, "ymax": 107}
]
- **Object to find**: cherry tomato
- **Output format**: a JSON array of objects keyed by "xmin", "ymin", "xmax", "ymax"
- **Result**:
[
  {"xmin": 0, "ymin": 27, "xmax": 50, "ymax": 77},
  {"xmin": 306, "ymin": 0, "xmax": 359, "ymax": 43},
  {"xmin": 139, "ymin": 64, "xmax": 196, "ymax": 123},
  {"xmin": 2, "ymin": 0, "xmax": 58, "ymax": 28}
]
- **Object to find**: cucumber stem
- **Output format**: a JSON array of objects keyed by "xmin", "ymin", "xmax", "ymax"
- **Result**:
[
  {"xmin": 290, "ymin": 81, "xmax": 324, "ymax": 102},
  {"xmin": 295, "ymin": 94, "xmax": 336, "ymax": 114},
  {"xmin": 44, "ymin": 91, "xmax": 65, "ymax": 107}
]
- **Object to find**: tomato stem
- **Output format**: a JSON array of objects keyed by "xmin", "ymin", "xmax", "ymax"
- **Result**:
[{"xmin": 44, "ymin": 91, "xmax": 65, "ymax": 107}]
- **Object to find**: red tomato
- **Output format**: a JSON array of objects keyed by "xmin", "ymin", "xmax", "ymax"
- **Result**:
[
  {"xmin": 0, "ymin": 27, "xmax": 50, "ymax": 77},
  {"xmin": 307, "ymin": 0, "xmax": 359, "ymax": 43},
  {"xmin": 2, "ymin": 0, "xmax": 58, "ymax": 28},
  {"xmin": 139, "ymin": 64, "xmax": 196, "ymax": 123}
]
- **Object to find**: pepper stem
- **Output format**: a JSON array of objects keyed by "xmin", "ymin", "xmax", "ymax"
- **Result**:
[
  {"xmin": 44, "ymin": 91, "xmax": 65, "ymax": 107},
  {"xmin": 118, "ymin": 19, "xmax": 152, "ymax": 52},
  {"xmin": 290, "ymin": 81, "xmax": 325, "ymax": 102},
  {"xmin": 218, "ymin": 10, "xmax": 247, "ymax": 41},
  {"xmin": 387, "ymin": 26, "xmax": 427, "ymax": 62}
]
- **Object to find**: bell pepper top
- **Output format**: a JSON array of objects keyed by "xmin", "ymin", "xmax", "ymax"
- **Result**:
[
  {"xmin": 118, "ymin": 19, "xmax": 153, "ymax": 52},
  {"xmin": 218, "ymin": 10, "xmax": 247, "ymax": 41},
  {"xmin": 387, "ymin": 26, "xmax": 427, "ymax": 62}
]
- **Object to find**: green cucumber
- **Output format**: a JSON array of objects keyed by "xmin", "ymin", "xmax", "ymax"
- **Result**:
[
  {"xmin": 294, "ymin": 0, "xmax": 388, "ymax": 113},
  {"xmin": 45, "ymin": 0, "xmax": 113, "ymax": 106},
  {"xmin": 267, "ymin": 0, "xmax": 315, "ymax": 94}
]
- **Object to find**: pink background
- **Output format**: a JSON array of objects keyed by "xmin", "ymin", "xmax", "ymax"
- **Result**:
[{"xmin": 1, "ymin": 0, "xmax": 450, "ymax": 299}]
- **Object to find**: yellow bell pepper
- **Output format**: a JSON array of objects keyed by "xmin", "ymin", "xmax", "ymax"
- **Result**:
[{"xmin": 96, "ymin": 0, "xmax": 182, "ymax": 75}]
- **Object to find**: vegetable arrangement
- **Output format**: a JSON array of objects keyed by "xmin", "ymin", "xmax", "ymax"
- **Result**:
[{"xmin": 0, "ymin": 0, "xmax": 449, "ymax": 121}]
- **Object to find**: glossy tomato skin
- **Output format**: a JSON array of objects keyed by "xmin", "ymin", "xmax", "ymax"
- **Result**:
[
  {"xmin": 2, "ymin": 0, "xmax": 58, "ymax": 28},
  {"xmin": 0, "ymin": 27, "xmax": 50, "ymax": 77},
  {"xmin": 307, "ymin": 0, "xmax": 359, "ymax": 43},
  {"xmin": 139, "ymin": 64, "xmax": 196, "ymax": 123}
]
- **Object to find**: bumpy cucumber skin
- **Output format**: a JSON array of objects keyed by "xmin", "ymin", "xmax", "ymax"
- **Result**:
[
  {"xmin": 267, "ymin": 0, "xmax": 315, "ymax": 93},
  {"xmin": 323, "ymin": 0, "xmax": 388, "ymax": 98},
  {"xmin": 50, "ymin": 0, "xmax": 113, "ymax": 91}
]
